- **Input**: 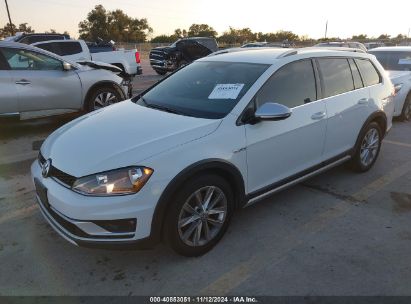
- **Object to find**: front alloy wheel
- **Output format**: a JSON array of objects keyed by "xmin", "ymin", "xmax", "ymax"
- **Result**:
[
  {"xmin": 87, "ymin": 87, "xmax": 122, "ymax": 112},
  {"xmin": 164, "ymin": 175, "xmax": 233, "ymax": 256},
  {"xmin": 178, "ymin": 186, "xmax": 227, "ymax": 247}
]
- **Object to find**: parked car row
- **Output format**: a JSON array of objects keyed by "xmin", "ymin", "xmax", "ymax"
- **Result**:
[{"xmin": 32, "ymin": 47, "xmax": 401, "ymax": 256}]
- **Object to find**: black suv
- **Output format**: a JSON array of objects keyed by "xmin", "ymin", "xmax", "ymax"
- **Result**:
[
  {"xmin": 10, "ymin": 33, "xmax": 70, "ymax": 44},
  {"xmin": 149, "ymin": 37, "xmax": 218, "ymax": 75}
]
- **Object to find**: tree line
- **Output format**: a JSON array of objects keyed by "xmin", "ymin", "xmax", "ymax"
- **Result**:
[{"xmin": 1, "ymin": 4, "xmax": 409, "ymax": 45}]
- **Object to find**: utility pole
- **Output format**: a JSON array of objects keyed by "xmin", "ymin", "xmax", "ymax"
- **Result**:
[
  {"xmin": 4, "ymin": 0, "xmax": 14, "ymax": 35},
  {"xmin": 324, "ymin": 20, "xmax": 328, "ymax": 39}
]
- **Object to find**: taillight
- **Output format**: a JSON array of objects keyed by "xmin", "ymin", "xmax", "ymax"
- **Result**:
[{"xmin": 135, "ymin": 52, "xmax": 141, "ymax": 64}]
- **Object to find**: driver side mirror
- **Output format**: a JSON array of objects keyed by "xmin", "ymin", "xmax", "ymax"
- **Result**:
[
  {"xmin": 62, "ymin": 62, "xmax": 72, "ymax": 71},
  {"xmin": 254, "ymin": 102, "xmax": 292, "ymax": 121}
]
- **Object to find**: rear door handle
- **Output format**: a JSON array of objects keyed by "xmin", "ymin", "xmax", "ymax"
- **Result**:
[
  {"xmin": 15, "ymin": 79, "xmax": 31, "ymax": 85},
  {"xmin": 358, "ymin": 98, "xmax": 369, "ymax": 105},
  {"xmin": 311, "ymin": 112, "xmax": 326, "ymax": 120}
]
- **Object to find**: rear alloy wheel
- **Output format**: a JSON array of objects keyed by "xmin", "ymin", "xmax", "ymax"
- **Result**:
[
  {"xmin": 400, "ymin": 95, "xmax": 411, "ymax": 121},
  {"xmin": 87, "ymin": 87, "xmax": 122, "ymax": 112},
  {"xmin": 350, "ymin": 122, "xmax": 382, "ymax": 172},
  {"xmin": 164, "ymin": 175, "xmax": 234, "ymax": 257}
]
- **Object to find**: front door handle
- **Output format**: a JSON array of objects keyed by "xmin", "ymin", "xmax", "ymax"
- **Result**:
[
  {"xmin": 358, "ymin": 98, "xmax": 369, "ymax": 105},
  {"xmin": 311, "ymin": 112, "xmax": 326, "ymax": 120},
  {"xmin": 15, "ymin": 79, "xmax": 31, "ymax": 85}
]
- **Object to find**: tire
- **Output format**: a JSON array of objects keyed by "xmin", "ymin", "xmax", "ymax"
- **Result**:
[
  {"xmin": 154, "ymin": 69, "xmax": 167, "ymax": 75},
  {"xmin": 350, "ymin": 122, "xmax": 382, "ymax": 172},
  {"xmin": 399, "ymin": 94, "xmax": 411, "ymax": 121},
  {"xmin": 86, "ymin": 86, "xmax": 122, "ymax": 112},
  {"xmin": 164, "ymin": 174, "xmax": 234, "ymax": 257}
]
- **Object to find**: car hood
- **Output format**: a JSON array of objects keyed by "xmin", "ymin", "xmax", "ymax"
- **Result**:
[
  {"xmin": 386, "ymin": 70, "xmax": 411, "ymax": 82},
  {"xmin": 77, "ymin": 60, "xmax": 123, "ymax": 74},
  {"xmin": 41, "ymin": 101, "xmax": 221, "ymax": 177}
]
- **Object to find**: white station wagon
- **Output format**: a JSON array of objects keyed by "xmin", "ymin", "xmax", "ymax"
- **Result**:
[{"xmin": 32, "ymin": 48, "xmax": 394, "ymax": 256}]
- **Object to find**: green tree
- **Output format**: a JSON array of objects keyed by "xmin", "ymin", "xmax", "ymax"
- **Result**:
[
  {"xmin": 352, "ymin": 34, "xmax": 368, "ymax": 40},
  {"xmin": 187, "ymin": 24, "xmax": 217, "ymax": 37},
  {"xmin": 378, "ymin": 34, "xmax": 391, "ymax": 40},
  {"xmin": 151, "ymin": 35, "xmax": 174, "ymax": 43},
  {"xmin": 218, "ymin": 27, "xmax": 256, "ymax": 45},
  {"xmin": 0, "ymin": 22, "xmax": 34, "ymax": 38},
  {"xmin": 78, "ymin": 5, "xmax": 152, "ymax": 42}
]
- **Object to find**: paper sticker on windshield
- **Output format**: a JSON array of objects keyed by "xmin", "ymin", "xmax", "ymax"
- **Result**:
[
  {"xmin": 398, "ymin": 58, "xmax": 411, "ymax": 65},
  {"xmin": 208, "ymin": 84, "xmax": 245, "ymax": 100}
]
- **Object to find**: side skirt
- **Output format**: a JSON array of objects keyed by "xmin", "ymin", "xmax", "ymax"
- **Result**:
[{"xmin": 244, "ymin": 154, "xmax": 352, "ymax": 207}]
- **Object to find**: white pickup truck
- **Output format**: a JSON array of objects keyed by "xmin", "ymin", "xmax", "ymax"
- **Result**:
[
  {"xmin": 370, "ymin": 47, "xmax": 411, "ymax": 121},
  {"xmin": 32, "ymin": 39, "xmax": 142, "ymax": 77}
]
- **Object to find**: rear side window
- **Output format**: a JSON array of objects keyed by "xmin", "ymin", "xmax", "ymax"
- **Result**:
[
  {"xmin": 56, "ymin": 42, "xmax": 82, "ymax": 56},
  {"xmin": 318, "ymin": 58, "xmax": 354, "ymax": 98},
  {"xmin": 355, "ymin": 59, "xmax": 381, "ymax": 86},
  {"xmin": 255, "ymin": 59, "xmax": 317, "ymax": 108},
  {"xmin": 348, "ymin": 59, "xmax": 364, "ymax": 89},
  {"xmin": 36, "ymin": 42, "xmax": 82, "ymax": 56}
]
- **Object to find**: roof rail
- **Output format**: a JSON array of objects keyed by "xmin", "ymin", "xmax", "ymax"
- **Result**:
[
  {"xmin": 276, "ymin": 47, "xmax": 367, "ymax": 59},
  {"xmin": 276, "ymin": 49, "xmax": 298, "ymax": 58},
  {"xmin": 300, "ymin": 46, "xmax": 367, "ymax": 53}
]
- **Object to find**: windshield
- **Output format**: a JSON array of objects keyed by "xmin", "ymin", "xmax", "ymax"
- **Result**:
[
  {"xmin": 134, "ymin": 61, "xmax": 269, "ymax": 119},
  {"xmin": 370, "ymin": 51, "xmax": 411, "ymax": 71}
]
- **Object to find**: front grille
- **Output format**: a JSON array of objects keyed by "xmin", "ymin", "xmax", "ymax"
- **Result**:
[
  {"xmin": 49, "ymin": 166, "xmax": 76, "ymax": 187},
  {"xmin": 38, "ymin": 152, "xmax": 76, "ymax": 188},
  {"xmin": 149, "ymin": 50, "xmax": 166, "ymax": 60}
]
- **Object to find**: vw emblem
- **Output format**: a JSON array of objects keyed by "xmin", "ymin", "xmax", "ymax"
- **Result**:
[{"xmin": 42, "ymin": 159, "xmax": 51, "ymax": 178}]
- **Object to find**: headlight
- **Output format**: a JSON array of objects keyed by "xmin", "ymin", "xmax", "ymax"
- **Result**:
[
  {"xmin": 72, "ymin": 166, "xmax": 153, "ymax": 196},
  {"xmin": 394, "ymin": 83, "xmax": 403, "ymax": 95}
]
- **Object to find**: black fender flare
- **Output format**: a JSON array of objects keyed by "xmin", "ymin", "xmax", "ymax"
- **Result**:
[
  {"xmin": 149, "ymin": 159, "xmax": 246, "ymax": 244},
  {"xmin": 83, "ymin": 81, "xmax": 127, "ymax": 110}
]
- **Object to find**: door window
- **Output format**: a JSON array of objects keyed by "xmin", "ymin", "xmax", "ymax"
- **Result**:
[
  {"xmin": 255, "ymin": 59, "xmax": 317, "ymax": 108},
  {"xmin": 318, "ymin": 58, "xmax": 354, "ymax": 98},
  {"xmin": 1, "ymin": 48, "xmax": 62, "ymax": 71}
]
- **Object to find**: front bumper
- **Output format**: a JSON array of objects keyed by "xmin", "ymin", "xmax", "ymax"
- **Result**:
[{"xmin": 31, "ymin": 161, "xmax": 158, "ymax": 248}]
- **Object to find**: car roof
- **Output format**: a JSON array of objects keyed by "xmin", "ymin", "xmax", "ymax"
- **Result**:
[
  {"xmin": 370, "ymin": 46, "xmax": 411, "ymax": 52},
  {"xmin": 201, "ymin": 47, "xmax": 370, "ymax": 64}
]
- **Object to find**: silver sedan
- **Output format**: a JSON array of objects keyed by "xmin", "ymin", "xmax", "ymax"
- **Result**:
[{"xmin": 0, "ymin": 42, "xmax": 131, "ymax": 120}]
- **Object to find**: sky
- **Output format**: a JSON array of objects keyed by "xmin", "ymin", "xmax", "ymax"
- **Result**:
[{"xmin": 2, "ymin": 0, "xmax": 411, "ymax": 39}]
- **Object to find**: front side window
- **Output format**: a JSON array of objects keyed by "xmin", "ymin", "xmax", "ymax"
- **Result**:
[
  {"xmin": 355, "ymin": 58, "xmax": 381, "ymax": 86},
  {"xmin": 134, "ymin": 61, "xmax": 269, "ymax": 119},
  {"xmin": 1, "ymin": 48, "xmax": 62, "ymax": 71},
  {"xmin": 255, "ymin": 59, "xmax": 317, "ymax": 108},
  {"xmin": 318, "ymin": 58, "xmax": 354, "ymax": 98}
]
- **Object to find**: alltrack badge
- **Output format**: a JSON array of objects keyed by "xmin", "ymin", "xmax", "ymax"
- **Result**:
[{"xmin": 41, "ymin": 159, "xmax": 52, "ymax": 178}]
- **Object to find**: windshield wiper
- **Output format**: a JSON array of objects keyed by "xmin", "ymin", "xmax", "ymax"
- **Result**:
[
  {"xmin": 139, "ymin": 97, "xmax": 186, "ymax": 116},
  {"xmin": 146, "ymin": 103, "xmax": 185, "ymax": 115}
]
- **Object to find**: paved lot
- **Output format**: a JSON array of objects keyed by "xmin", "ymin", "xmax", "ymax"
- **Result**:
[{"xmin": 0, "ymin": 64, "xmax": 411, "ymax": 295}]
